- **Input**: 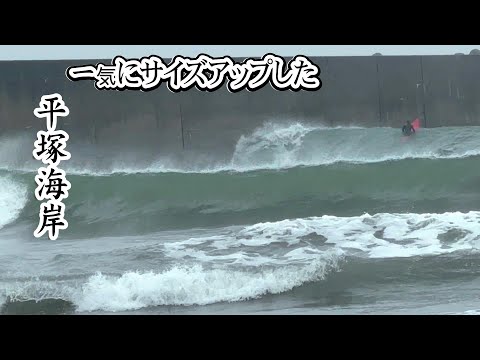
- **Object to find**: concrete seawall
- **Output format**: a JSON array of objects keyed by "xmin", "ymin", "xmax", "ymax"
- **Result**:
[{"xmin": 0, "ymin": 54, "xmax": 479, "ymax": 153}]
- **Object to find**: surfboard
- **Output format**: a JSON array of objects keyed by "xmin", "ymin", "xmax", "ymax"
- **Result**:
[{"xmin": 411, "ymin": 118, "xmax": 421, "ymax": 131}]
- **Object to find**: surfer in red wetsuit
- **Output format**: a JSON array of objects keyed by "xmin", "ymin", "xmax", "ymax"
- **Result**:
[{"xmin": 402, "ymin": 120, "xmax": 416, "ymax": 136}]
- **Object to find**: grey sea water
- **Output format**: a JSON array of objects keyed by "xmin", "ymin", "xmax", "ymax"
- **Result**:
[{"xmin": 1, "ymin": 122, "xmax": 480, "ymax": 315}]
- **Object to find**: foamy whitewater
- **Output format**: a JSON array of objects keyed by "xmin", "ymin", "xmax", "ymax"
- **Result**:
[{"xmin": 1, "ymin": 122, "xmax": 480, "ymax": 315}]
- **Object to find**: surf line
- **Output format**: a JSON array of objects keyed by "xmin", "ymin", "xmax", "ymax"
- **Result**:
[{"xmin": 32, "ymin": 94, "xmax": 72, "ymax": 240}]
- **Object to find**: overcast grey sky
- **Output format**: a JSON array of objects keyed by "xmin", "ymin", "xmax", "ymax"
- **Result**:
[{"xmin": 0, "ymin": 45, "xmax": 479, "ymax": 60}]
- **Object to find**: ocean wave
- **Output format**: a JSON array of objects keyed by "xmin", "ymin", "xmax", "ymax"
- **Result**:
[
  {"xmin": 0, "ymin": 175, "xmax": 28, "ymax": 231},
  {"xmin": 0, "ymin": 253, "xmax": 342, "ymax": 313},
  {"xmin": 2, "ymin": 210, "xmax": 480, "ymax": 313},
  {"xmin": 2, "ymin": 122, "xmax": 480, "ymax": 175},
  {"xmin": 3, "ymin": 153, "xmax": 480, "ymax": 237}
]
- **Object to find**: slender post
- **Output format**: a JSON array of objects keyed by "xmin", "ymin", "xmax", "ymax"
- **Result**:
[
  {"xmin": 376, "ymin": 60, "xmax": 383, "ymax": 124},
  {"xmin": 179, "ymin": 104, "xmax": 185, "ymax": 150},
  {"xmin": 420, "ymin": 57, "xmax": 428, "ymax": 128}
]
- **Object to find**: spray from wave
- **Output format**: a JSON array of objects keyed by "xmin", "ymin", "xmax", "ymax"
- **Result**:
[
  {"xmin": 0, "ymin": 133, "xmax": 35, "ymax": 172},
  {"xmin": 0, "ymin": 252, "xmax": 342, "ymax": 313},
  {"xmin": 228, "ymin": 122, "xmax": 480, "ymax": 172},
  {"xmin": 77, "ymin": 122, "xmax": 480, "ymax": 174},
  {"xmin": 0, "ymin": 176, "xmax": 28, "ymax": 231},
  {"xmin": 3, "ymin": 122, "xmax": 480, "ymax": 175},
  {"xmin": 72, "ymin": 210, "xmax": 480, "ymax": 312},
  {"xmin": 2, "ymin": 209, "xmax": 480, "ymax": 313},
  {"xmin": 75, "ymin": 256, "xmax": 340, "ymax": 312},
  {"xmin": 2, "ymin": 122, "xmax": 480, "ymax": 314}
]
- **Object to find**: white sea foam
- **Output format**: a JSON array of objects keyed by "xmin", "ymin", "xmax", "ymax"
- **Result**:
[
  {"xmin": 3, "ymin": 122, "xmax": 480, "ymax": 175},
  {"xmin": 0, "ymin": 176, "xmax": 28, "ymax": 231}
]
